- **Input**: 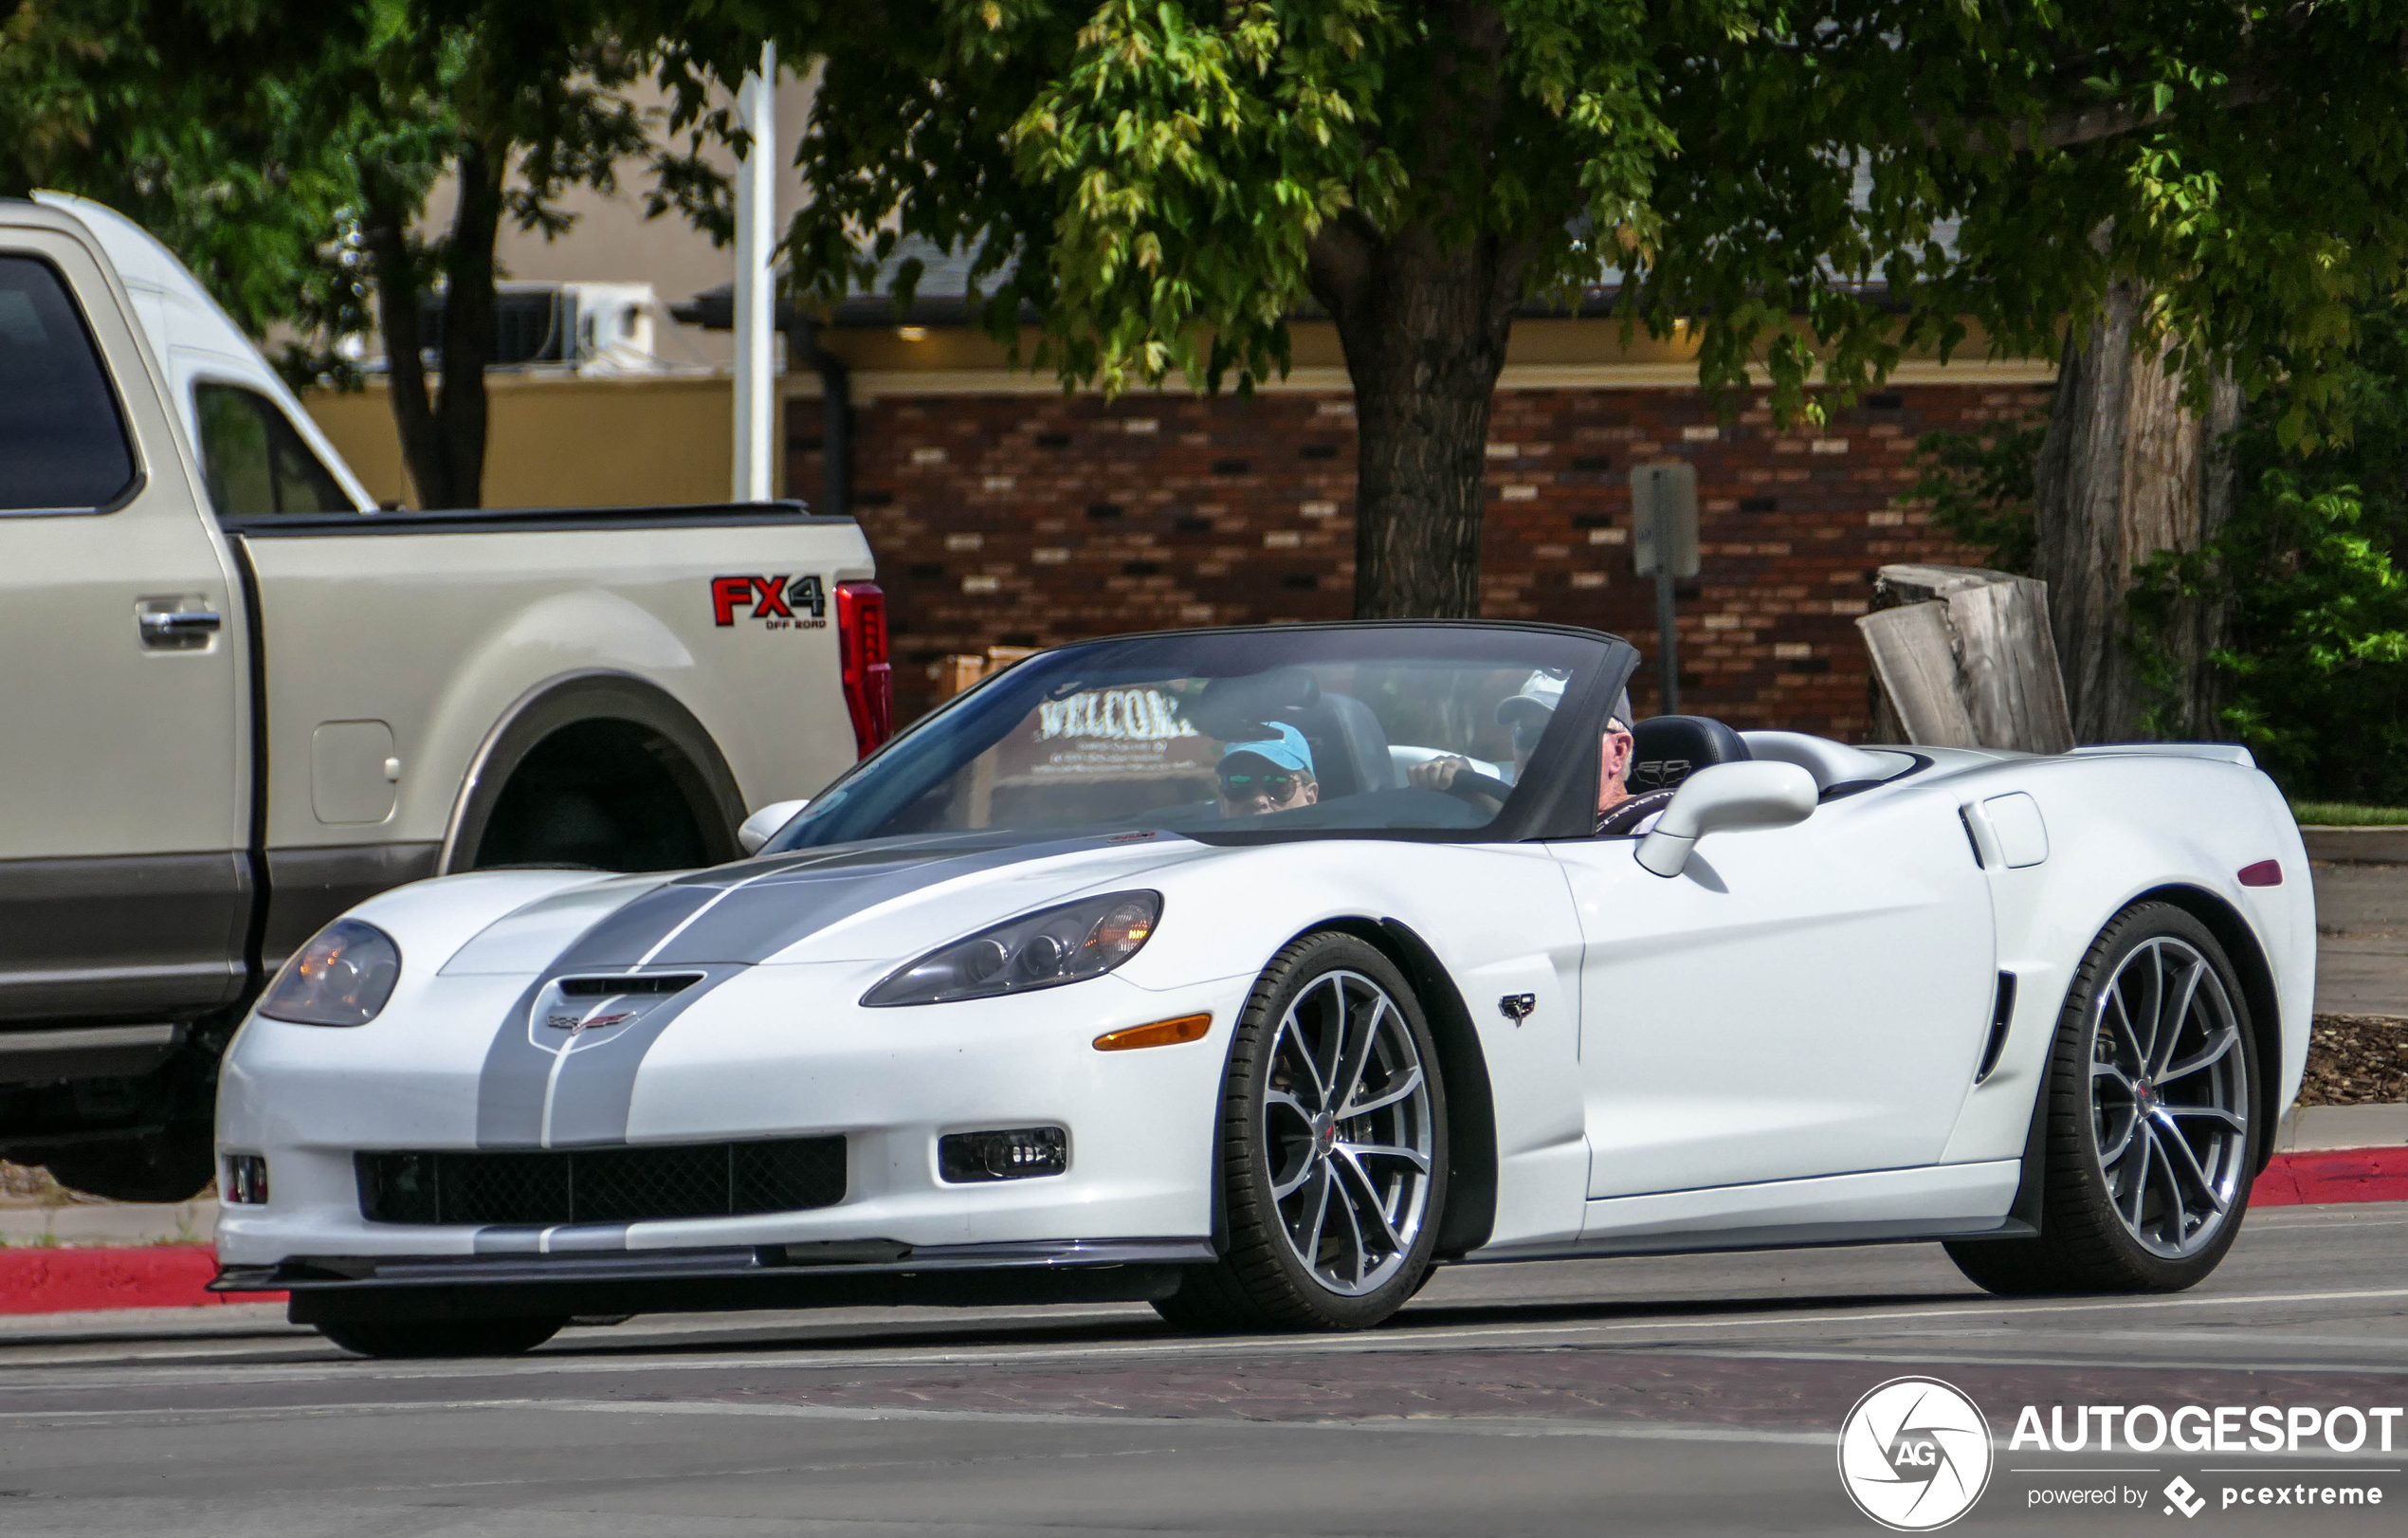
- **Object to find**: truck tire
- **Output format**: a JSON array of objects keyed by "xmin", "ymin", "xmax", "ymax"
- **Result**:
[{"xmin": 40, "ymin": 1126, "xmax": 214, "ymax": 1204}]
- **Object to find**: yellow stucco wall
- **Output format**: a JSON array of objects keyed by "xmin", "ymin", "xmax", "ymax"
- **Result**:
[{"xmin": 301, "ymin": 375, "xmax": 758, "ymax": 509}]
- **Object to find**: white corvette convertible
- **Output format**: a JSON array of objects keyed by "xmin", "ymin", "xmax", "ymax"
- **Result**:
[{"xmin": 213, "ymin": 622, "xmax": 2313, "ymax": 1357}]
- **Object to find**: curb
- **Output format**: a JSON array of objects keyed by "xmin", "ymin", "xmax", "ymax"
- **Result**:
[
  {"xmin": 0, "ymin": 1246, "xmax": 283, "ymax": 1316},
  {"xmin": 5, "ymin": 1150, "xmax": 2401, "ymax": 1316},
  {"xmin": 2250, "ymin": 1144, "xmax": 2408, "ymax": 1207}
]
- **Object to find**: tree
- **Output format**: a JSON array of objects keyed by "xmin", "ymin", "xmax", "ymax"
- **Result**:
[
  {"xmin": 2, "ymin": 1, "xmax": 737, "ymax": 508},
  {"xmin": 770, "ymin": 1, "xmax": 2408, "ymax": 714}
]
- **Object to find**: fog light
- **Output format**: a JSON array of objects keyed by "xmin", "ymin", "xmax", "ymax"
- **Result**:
[
  {"xmin": 223, "ymin": 1153, "xmax": 268, "ymax": 1205},
  {"xmin": 938, "ymin": 1126, "xmax": 1067, "ymax": 1182}
]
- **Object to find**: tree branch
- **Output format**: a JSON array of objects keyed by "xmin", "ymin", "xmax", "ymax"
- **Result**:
[{"xmin": 1943, "ymin": 68, "xmax": 2271, "ymax": 156}]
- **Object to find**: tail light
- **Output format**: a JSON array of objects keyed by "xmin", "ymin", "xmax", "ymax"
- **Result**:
[{"xmin": 835, "ymin": 579, "xmax": 893, "ymax": 757}]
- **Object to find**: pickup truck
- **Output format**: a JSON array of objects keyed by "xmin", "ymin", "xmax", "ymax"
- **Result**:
[{"xmin": 0, "ymin": 195, "xmax": 885, "ymax": 1201}]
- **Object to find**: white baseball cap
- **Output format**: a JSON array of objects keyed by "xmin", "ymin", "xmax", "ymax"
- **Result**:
[{"xmin": 1496, "ymin": 670, "xmax": 1567, "ymax": 726}]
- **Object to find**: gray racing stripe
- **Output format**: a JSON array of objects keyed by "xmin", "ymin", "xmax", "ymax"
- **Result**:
[
  {"xmin": 539, "ymin": 963, "xmax": 744, "ymax": 1147},
  {"xmin": 471, "ymin": 833, "xmax": 1191, "ymax": 1150},
  {"xmin": 643, "ymin": 833, "xmax": 1165, "ymax": 966},
  {"xmin": 470, "ymin": 1224, "xmax": 630, "ymax": 1255}
]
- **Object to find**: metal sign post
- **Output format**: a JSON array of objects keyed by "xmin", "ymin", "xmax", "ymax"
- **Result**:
[
  {"xmin": 732, "ymin": 43, "xmax": 778, "ymax": 504},
  {"xmin": 1629, "ymin": 464, "xmax": 1700, "ymax": 716}
]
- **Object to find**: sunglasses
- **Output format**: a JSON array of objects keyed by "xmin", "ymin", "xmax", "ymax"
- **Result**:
[{"xmin": 1219, "ymin": 770, "xmax": 1302, "ymax": 800}]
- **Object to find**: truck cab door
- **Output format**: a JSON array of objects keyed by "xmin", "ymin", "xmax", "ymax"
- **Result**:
[
  {"xmin": 1551, "ymin": 787, "xmax": 1997, "ymax": 1199},
  {"xmin": 0, "ymin": 224, "xmax": 247, "ymax": 1068}
]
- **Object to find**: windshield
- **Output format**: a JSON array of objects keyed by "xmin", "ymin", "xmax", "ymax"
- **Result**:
[{"xmin": 768, "ymin": 625, "xmax": 1623, "ymax": 850}]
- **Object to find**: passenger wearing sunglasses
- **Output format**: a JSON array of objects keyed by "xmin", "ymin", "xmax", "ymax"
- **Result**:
[{"xmin": 1214, "ymin": 723, "xmax": 1320, "ymax": 817}]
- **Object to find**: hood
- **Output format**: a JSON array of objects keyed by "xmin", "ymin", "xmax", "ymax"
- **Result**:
[{"xmin": 420, "ymin": 829, "xmax": 1213, "ymax": 980}]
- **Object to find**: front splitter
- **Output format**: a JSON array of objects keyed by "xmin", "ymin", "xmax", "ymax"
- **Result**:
[{"xmin": 218, "ymin": 1236, "xmax": 1218, "ymax": 1323}]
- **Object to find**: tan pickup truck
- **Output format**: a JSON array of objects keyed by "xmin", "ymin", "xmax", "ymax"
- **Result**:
[{"xmin": 0, "ymin": 196, "xmax": 885, "ymax": 1199}]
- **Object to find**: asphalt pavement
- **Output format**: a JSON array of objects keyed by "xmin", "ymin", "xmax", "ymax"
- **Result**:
[{"xmin": 0, "ymin": 1203, "xmax": 2401, "ymax": 1536}]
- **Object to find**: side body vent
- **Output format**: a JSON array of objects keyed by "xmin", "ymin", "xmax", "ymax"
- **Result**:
[{"xmin": 1974, "ymin": 972, "xmax": 2017, "ymax": 1084}]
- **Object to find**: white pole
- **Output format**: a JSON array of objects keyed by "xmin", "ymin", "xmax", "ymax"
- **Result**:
[{"xmin": 732, "ymin": 42, "xmax": 777, "ymax": 503}]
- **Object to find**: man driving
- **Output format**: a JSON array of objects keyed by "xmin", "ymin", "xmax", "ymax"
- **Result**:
[
  {"xmin": 1407, "ymin": 673, "xmax": 1671, "ymax": 835},
  {"xmin": 1216, "ymin": 723, "xmax": 1320, "ymax": 817}
]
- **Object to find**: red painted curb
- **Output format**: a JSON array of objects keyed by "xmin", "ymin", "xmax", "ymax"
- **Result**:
[
  {"xmin": 0, "ymin": 1245, "xmax": 283, "ymax": 1315},
  {"xmin": 3, "ymin": 1153, "xmax": 2399, "ymax": 1315},
  {"xmin": 2251, "ymin": 1144, "xmax": 2408, "ymax": 1207}
]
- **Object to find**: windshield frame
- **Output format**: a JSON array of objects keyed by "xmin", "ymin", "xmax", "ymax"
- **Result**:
[{"xmin": 762, "ymin": 620, "xmax": 1640, "ymax": 853}]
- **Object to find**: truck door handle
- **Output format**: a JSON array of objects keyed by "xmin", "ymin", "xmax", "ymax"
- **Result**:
[{"xmin": 138, "ymin": 610, "xmax": 223, "ymax": 645}]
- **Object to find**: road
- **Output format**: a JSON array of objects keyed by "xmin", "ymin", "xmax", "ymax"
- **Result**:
[{"xmin": 1, "ymin": 1204, "xmax": 2402, "ymax": 1536}]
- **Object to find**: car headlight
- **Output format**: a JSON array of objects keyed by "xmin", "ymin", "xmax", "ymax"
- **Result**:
[
  {"xmin": 257, "ymin": 919, "xmax": 402, "ymax": 1026},
  {"xmin": 863, "ymin": 890, "xmax": 1162, "ymax": 1007}
]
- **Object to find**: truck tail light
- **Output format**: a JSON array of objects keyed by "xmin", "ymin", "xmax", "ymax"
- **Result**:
[{"xmin": 835, "ymin": 580, "xmax": 893, "ymax": 757}]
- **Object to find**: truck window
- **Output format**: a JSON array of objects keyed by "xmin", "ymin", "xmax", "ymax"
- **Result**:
[
  {"xmin": 0, "ymin": 255, "xmax": 138, "ymax": 512},
  {"xmin": 193, "ymin": 382, "xmax": 353, "ymax": 516}
]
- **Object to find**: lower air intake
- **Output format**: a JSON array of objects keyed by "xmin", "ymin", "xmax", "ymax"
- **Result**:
[{"xmin": 356, "ymin": 1137, "xmax": 846, "ymax": 1227}]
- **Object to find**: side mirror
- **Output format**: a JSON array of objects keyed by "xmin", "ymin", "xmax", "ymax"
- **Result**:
[
  {"xmin": 1634, "ymin": 761, "xmax": 1817, "ymax": 878},
  {"xmin": 737, "ymin": 798, "xmax": 810, "ymax": 855}
]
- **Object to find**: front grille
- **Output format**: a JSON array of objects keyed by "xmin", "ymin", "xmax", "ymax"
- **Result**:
[{"xmin": 356, "ymin": 1137, "xmax": 846, "ymax": 1227}]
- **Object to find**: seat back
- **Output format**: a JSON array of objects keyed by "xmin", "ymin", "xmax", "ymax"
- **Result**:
[
  {"xmin": 1627, "ymin": 715, "xmax": 1750, "ymax": 793},
  {"xmin": 1289, "ymin": 691, "xmax": 1396, "ymax": 799}
]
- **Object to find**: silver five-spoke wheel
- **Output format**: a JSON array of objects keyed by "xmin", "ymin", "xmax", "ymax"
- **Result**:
[
  {"xmin": 2089, "ymin": 935, "xmax": 2250, "ymax": 1258},
  {"xmin": 1263, "ymin": 969, "xmax": 1436, "ymax": 1296}
]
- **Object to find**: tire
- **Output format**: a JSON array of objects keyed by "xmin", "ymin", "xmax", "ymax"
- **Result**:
[
  {"xmin": 1946, "ymin": 902, "xmax": 2259, "ymax": 1296},
  {"xmin": 316, "ymin": 1316, "xmax": 567, "ymax": 1359},
  {"xmin": 40, "ymin": 1126, "xmax": 215, "ymax": 1204},
  {"xmin": 1153, "ymin": 932, "xmax": 1448, "ymax": 1332}
]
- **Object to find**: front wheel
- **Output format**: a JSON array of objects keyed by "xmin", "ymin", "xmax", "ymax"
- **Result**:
[
  {"xmin": 1154, "ymin": 932, "xmax": 1447, "ymax": 1332},
  {"xmin": 1946, "ymin": 902, "xmax": 2259, "ymax": 1295},
  {"xmin": 316, "ymin": 1316, "xmax": 567, "ymax": 1359}
]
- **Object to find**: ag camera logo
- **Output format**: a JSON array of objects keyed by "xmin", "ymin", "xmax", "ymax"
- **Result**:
[{"xmin": 1837, "ymin": 1377, "xmax": 1995, "ymax": 1530}]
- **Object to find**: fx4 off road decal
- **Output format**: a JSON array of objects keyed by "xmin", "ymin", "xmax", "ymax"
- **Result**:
[{"xmin": 712, "ymin": 574, "xmax": 828, "ymax": 630}]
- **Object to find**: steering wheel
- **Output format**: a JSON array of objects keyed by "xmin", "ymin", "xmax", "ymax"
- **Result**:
[{"xmin": 1436, "ymin": 767, "xmax": 1515, "ymax": 807}]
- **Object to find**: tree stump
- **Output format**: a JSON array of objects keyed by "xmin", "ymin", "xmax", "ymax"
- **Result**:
[{"xmin": 1858, "ymin": 564, "xmax": 2075, "ymax": 754}]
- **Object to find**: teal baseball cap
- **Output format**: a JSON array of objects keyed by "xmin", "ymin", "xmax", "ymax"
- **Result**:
[{"xmin": 1217, "ymin": 722, "xmax": 1316, "ymax": 778}]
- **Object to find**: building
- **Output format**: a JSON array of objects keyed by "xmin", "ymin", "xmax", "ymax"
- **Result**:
[{"xmin": 299, "ymin": 95, "xmax": 2050, "ymax": 737}]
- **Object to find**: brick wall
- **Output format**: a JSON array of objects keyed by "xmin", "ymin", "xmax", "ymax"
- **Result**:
[{"xmin": 787, "ymin": 381, "xmax": 2049, "ymax": 737}]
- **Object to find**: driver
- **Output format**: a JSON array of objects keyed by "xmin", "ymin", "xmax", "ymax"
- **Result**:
[
  {"xmin": 1216, "ymin": 723, "xmax": 1319, "ymax": 817},
  {"xmin": 1407, "ymin": 673, "xmax": 1672, "ymax": 836}
]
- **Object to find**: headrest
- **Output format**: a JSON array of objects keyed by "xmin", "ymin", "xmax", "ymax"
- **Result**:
[
  {"xmin": 1627, "ymin": 715, "xmax": 1750, "ymax": 793},
  {"xmin": 1185, "ymin": 667, "xmax": 1319, "ymax": 741}
]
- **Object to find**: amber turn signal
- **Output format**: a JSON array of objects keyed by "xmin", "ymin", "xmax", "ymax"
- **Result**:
[{"xmin": 1093, "ymin": 1013, "xmax": 1212, "ymax": 1052}]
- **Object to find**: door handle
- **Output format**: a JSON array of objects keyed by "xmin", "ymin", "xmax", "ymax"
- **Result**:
[{"xmin": 138, "ymin": 610, "xmax": 223, "ymax": 646}]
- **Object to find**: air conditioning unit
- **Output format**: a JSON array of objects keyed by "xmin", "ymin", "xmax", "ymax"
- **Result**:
[{"xmin": 411, "ymin": 282, "xmax": 661, "ymax": 374}]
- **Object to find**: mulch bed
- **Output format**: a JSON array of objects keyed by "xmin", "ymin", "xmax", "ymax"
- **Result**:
[{"xmin": 2299, "ymin": 1014, "xmax": 2408, "ymax": 1106}]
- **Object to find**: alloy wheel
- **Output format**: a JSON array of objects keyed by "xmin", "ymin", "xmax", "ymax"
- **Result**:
[
  {"xmin": 1261, "ymin": 968, "xmax": 1436, "ymax": 1297},
  {"xmin": 2088, "ymin": 936, "xmax": 2251, "ymax": 1258}
]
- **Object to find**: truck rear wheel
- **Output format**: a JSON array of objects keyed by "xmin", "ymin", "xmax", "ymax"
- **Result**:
[{"xmin": 449, "ymin": 677, "xmax": 746, "ymax": 875}]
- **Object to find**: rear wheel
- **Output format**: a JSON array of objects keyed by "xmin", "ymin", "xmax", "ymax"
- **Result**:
[
  {"xmin": 1946, "ymin": 902, "xmax": 2258, "ymax": 1295},
  {"xmin": 1153, "ymin": 933, "xmax": 1446, "ymax": 1332},
  {"xmin": 315, "ymin": 1316, "xmax": 567, "ymax": 1359}
]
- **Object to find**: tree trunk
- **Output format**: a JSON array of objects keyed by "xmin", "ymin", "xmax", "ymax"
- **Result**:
[
  {"xmin": 432, "ymin": 140, "xmax": 503, "ymax": 509},
  {"xmin": 358, "ymin": 144, "xmax": 503, "ymax": 509},
  {"xmin": 1306, "ymin": 0, "xmax": 1527, "ymax": 619},
  {"xmin": 1312, "ymin": 218, "xmax": 1525, "ymax": 617},
  {"xmin": 2033, "ymin": 280, "xmax": 2240, "ymax": 741}
]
